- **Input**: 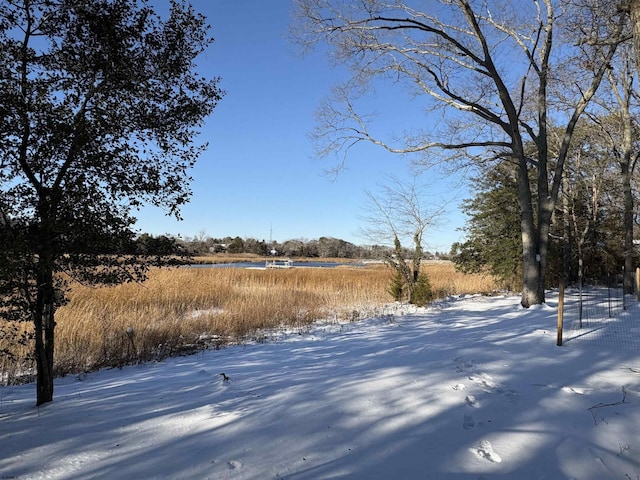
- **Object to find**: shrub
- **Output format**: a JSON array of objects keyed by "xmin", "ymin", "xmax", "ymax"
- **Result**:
[
  {"xmin": 411, "ymin": 273, "xmax": 433, "ymax": 306},
  {"xmin": 388, "ymin": 271, "xmax": 405, "ymax": 301}
]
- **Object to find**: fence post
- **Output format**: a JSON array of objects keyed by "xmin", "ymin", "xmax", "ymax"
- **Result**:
[{"xmin": 557, "ymin": 281, "xmax": 564, "ymax": 346}]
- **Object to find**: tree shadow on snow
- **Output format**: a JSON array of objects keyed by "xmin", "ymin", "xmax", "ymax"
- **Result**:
[{"xmin": 1, "ymin": 294, "xmax": 639, "ymax": 479}]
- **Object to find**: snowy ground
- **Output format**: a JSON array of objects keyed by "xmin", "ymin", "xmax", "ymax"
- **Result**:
[{"xmin": 1, "ymin": 292, "xmax": 639, "ymax": 479}]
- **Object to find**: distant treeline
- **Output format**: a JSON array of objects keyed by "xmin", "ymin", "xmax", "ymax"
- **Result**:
[{"xmin": 136, "ymin": 233, "xmax": 449, "ymax": 260}]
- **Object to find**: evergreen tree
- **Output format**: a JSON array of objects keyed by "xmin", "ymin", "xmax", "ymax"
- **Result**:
[
  {"xmin": 451, "ymin": 163, "xmax": 522, "ymax": 291},
  {"xmin": 0, "ymin": 0, "xmax": 223, "ymax": 405}
]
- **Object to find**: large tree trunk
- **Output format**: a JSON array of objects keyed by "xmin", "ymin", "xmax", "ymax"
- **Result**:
[
  {"xmin": 34, "ymin": 193, "xmax": 57, "ymax": 406},
  {"xmin": 517, "ymin": 156, "xmax": 545, "ymax": 308},
  {"xmin": 620, "ymin": 85, "xmax": 636, "ymax": 294},
  {"xmin": 521, "ymin": 246, "xmax": 543, "ymax": 308},
  {"xmin": 34, "ymin": 255, "xmax": 56, "ymax": 406},
  {"xmin": 521, "ymin": 228, "xmax": 545, "ymax": 308},
  {"xmin": 622, "ymin": 161, "xmax": 635, "ymax": 294}
]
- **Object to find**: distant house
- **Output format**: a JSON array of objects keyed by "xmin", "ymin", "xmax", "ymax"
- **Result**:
[{"xmin": 209, "ymin": 244, "xmax": 227, "ymax": 253}]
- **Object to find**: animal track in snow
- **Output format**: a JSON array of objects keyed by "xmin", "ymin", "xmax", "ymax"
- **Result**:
[{"xmin": 472, "ymin": 440, "xmax": 502, "ymax": 463}]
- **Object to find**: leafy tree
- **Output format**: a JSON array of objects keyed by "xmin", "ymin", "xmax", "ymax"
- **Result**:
[
  {"xmin": 0, "ymin": 0, "xmax": 223, "ymax": 405},
  {"xmin": 451, "ymin": 163, "xmax": 523, "ymax": 291},
  {"xmin": 227, "ymin": 236, "xmax": 245, "ymax": 254},
  {"xmin": 136, "ymin": 234, "xmax": 181, "ymax": 256}
]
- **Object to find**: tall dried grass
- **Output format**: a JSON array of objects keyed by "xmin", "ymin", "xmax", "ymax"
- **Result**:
[{"xmin": 1, "ymin": 262, "xmax": 497, "ymax": 383}]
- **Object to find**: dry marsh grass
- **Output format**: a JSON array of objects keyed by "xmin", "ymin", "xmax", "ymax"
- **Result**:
[{"xmin": 1, "ymin": 261, "xmax": 497, "ymax": 384}]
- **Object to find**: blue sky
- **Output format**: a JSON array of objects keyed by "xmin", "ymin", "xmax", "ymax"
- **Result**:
[{"xmin": 135, "ymin": 1, "xmax": 468, "ymax": 252}]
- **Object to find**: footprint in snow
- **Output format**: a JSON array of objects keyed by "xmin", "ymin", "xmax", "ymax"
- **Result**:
[
  {"xmin": 454, "ymin": 358, "xmax": 475, "ymax": 373},
  {"xmin": 465, "ymin": 395, "xmax": 480, "ymax": 408},
  {"xmin": 468, "ymin": 373, "xmax": 498, "ymax": 391},
  {"xmin": 227, "ymin": 460, "xmax": 243, "ymax": 470},
  {"xmin": 452, "ymin": 383, "xmax": 467, "ymax": 391},
  {"xmin": 463, "ymin": 413, "xmax": 476, "ymax": 430},
  {"xmin": 473, "ymin": 440, "xmax": 502, "ymax": 463}
]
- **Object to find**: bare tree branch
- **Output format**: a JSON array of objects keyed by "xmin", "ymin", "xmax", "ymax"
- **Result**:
[{"xmin": 293, "ymin": 0, "xmax": 629, "ymax": 306}]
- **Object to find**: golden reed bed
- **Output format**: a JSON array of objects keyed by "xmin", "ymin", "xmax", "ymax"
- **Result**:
[{"xmin": 1, "ymin": 261, "xmax": 497, "ymax": 384}]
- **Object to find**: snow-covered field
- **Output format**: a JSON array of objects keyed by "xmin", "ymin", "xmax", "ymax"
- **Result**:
[{"xmin": 1, "ymin": 292, "xmax": 639, "ymax": 479}]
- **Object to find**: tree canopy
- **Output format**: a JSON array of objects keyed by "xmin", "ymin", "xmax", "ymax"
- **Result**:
[
  {"xmin": 451, "ymin": 163, "xmax": 523, "ymax": 291},
  {"xmin": 0, "ymin": 0, "xmax": 223, "ymax": 405}
]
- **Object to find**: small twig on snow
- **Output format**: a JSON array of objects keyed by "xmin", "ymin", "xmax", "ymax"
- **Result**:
[{"xmin": 588, "ymin": 387, "xmax": 627, "ymax": 425}]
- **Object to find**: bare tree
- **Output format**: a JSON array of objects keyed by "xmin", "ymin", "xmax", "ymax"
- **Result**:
[
  {"xmin": 595, "ymin": 42, "xmax": 640, "ymax": 293},
  {"xmin": 560, "ymin": 123, "xmax": 613, "ymax": 286},
  {"xmin": 359, "ymin": 175, "xmax": 446, "ymax": 304},
  {"xmin": 294, "ymin": 0, "xmax": 627, "ymax": 306},
  {"xmin": 621, "ymin": 0, "xmax": 640, "ymax": 72}
]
